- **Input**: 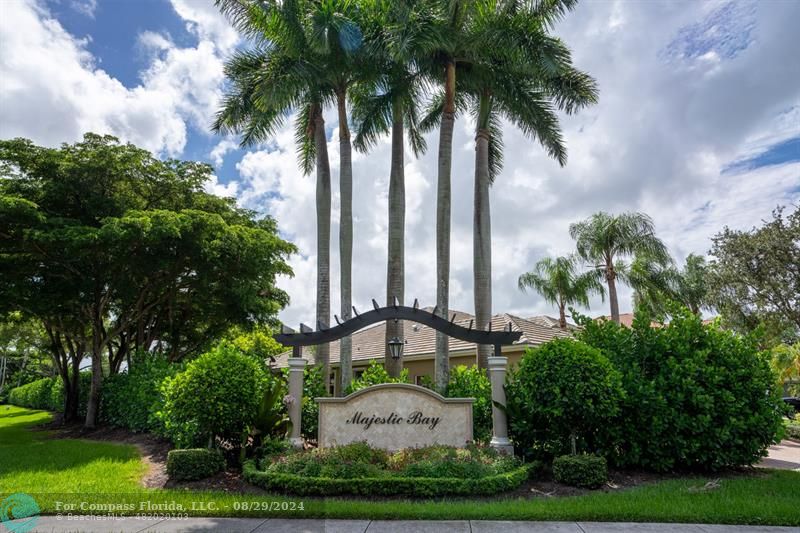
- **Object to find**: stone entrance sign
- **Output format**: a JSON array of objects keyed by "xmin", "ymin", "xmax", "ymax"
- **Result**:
[{"xmin": 317, "ymin": 383, "xmax": 474, "ymax": 450}]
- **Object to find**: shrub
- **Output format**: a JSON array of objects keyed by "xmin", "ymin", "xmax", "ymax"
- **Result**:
[
  {"xmin": 346, "ymin": 360, "xmax": 409, "ymax": 394},
  {"xmin": 577, "ymin": 307, "xmax": 785, "ymax": 471},
  {"xmin": 101, "ymin": 354, "xmax": 181, "ymax": 433},
  {"xmin": 246, "ymin": 442, "xmax": 534, "ymax": 496},
  {"xmin": 9, "ymin": 377, "xmax": 57, "ymax": 410},
  {"xmin": 505, "ymin": 339, "xmax": 624, "ymax": 459},
  {"xmin": 166, "ymin": 449, "xmax": 225, "ymax": 481},
  {"xmin": 445, "ymin": 366, "xmax": 493, "ymax": 443},
  {"xmin": 158, "ymin": 343, "xmax": 268, "ymax": 447},
  {"xmin": 785, "ymin": 420, "xmax": 800, "ymax": 440},
  {"xmin": 8, "ymin": 373, "xmax": 90, "ymax": 416},
  {"xmin": 552, "ymin": 454, "xmax": 608, "ymax": 489}
]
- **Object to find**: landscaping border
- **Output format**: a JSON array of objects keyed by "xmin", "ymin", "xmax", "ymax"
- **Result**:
[{"xmin": 242, "ymin": 460, "xmax": 537, "ymax": 497}]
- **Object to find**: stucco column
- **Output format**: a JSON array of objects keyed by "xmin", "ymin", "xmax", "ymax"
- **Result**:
[
  {"xmin": 487, "ymin": 355, "xmax": 514, "ymax": 455},
  {"xmin": 287, "ymin": 357, "xmax": 307, "ymax": 449}
]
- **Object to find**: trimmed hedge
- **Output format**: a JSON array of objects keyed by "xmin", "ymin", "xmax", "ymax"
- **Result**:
[
  {"xmin": 166, "ymin": 449, "xmax": 226, "ymax": 481},
  {"xmin": 552, "ymin": 454, "xmax": 608, "ymax": 489},
  {"xmin": 7, "ymin": 373, "xmax": 90, "ymax": 416},
  {"xmin": 101, "ymin": 355, "xmax": 180, "ymax": 434},
  {"xmin": 243, "ymin": 460, "xmax": 535, "ymax": 497}
]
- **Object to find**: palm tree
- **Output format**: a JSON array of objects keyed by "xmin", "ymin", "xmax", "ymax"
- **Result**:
[
  {"xmin": 628, "ymin": 253, "xmax": 680, "ymax": 318},
  {"xmin": 214, "ymin": 0, "xmax": 360, "ymax": 391},
  {"xmin": 673, "ymin": 254, "xmax": 709, "ymax": 315},
  {"xmin": 351, "ymin": 1, "xmax": 430, "ymax": 377},
  {"xmin": 631, "ymin": 253, "xmax": 709, "ymax": 318},
  {"xmin": 304, "ymin": 0, "xmax": 372, "ymax": 394},
  {"xmin": 569, "ymin": 212, "xmax": 672, "ymax": 324},
  {"xmin": 460, "ymin": 0, "xmax": 598, "ymax": 368},
  {"xmin": 518, "ymin": 255, "xmax": 604, "ymax": 329}
]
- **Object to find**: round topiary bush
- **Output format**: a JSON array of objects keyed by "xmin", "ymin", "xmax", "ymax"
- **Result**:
[
  {"xmin": 506, "ymin": 338, "xmax": 624, "ymax": 459},
  {"xmin": 552, "ymin": 454, "xmax": 607, "ymax": 488},
  {"xmin": 159, "ymin": 343, "xmax": 267, "ymax": 447}
]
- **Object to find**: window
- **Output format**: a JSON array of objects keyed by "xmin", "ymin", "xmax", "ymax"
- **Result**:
[{"xmin": 329, "ymin": 372, "xmax": 336, "ymax": 395}]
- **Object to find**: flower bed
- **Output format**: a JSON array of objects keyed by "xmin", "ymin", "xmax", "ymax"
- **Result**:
[{"xmin": 244, "ymin": 442, "xmax": 537, "ymax": 496}]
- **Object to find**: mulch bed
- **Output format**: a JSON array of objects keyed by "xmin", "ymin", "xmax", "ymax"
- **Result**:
[{"xmin": 33, "ymin": 418, "xmax": 763, "ymax": 499}]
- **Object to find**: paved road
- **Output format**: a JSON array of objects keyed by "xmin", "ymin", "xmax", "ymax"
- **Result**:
[{"xmin": 6, "ymin": 518, "xmax": 799, "ymax": 533}]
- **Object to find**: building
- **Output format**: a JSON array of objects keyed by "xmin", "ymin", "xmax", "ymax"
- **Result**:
[{"xmin": 276, "ymin": 308, "xmax": 574, "ymax": 395}]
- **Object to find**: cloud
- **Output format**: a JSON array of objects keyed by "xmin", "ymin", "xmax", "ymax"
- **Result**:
[
  {"xmin": 236, "ymin": 0, "xmax": 800, "ymax": 327},
  {"xmin": 0, "ymin": 0, "xmax": 235, "ymax": 156},
  {"xmin": 2, "ymin": 0, "xmax": 798, "ymax": 329},
  {"xmin": 210, "ymin": 137, "xmax": 239, "ymax": 168},
  {"xmin": 70, "ymin": 0, "xmax": 97, "ymax": 18}
]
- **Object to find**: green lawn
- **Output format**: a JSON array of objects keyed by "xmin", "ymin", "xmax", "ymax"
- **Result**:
[{"xmin": 1, "ymin": 405, "xmax": 799, "ymax": 525}]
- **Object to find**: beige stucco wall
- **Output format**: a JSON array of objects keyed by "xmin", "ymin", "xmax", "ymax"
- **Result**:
[{"xmin": 329, "ymin": 346, "xmax": 528, "ymax": 395}]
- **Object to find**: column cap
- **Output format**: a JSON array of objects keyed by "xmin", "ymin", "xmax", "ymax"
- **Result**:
[
  {"xmin": 287, "ymin": 357, "xmax": 308, "ymax": 370},
  {"xmin": 487, "ymin": 356, "xmax": 508, "ymax": 368}
]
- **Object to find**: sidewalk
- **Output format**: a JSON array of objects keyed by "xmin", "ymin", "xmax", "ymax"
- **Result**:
[
  {"xmin": 758, "ymin": 439, "xmax": 800, "ymax": 470},
  {"xmin": 6, "ymin": 518, "xmax": 799, "ymax": 533}
]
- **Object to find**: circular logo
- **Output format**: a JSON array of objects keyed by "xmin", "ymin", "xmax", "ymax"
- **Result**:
[{"xmin": 0, "ymin": 493, "xmax": 40, "ymax": 533}]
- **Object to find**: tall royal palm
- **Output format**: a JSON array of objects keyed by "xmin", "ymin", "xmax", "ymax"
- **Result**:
[
  {"xmin": 214, "ymin": 0, "xmax": 359, "ymax": 391},
  {"xmin": 352, "ymin": 1, "xmax": 431, "ymax": 377},
  {"xmin": 518, "ymin": 255, "xmax": 604, "ymax": 329},
  {"xmin": 461, "ymin": 0, "xmax": 597, "ymax": 368},
  {"xmin": 569, "ymin": 212, "xmax": 672, "ymax": 324},
  {"xmin": 306, "ymin": 1, "xmax": 372, "ymax": 393}
]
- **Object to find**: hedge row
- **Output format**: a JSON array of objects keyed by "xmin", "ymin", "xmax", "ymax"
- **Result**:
[
  {"xmin": 243, "ymin": 460, "xmax": 536, "ymax": 497},
  {"xmin": 7, "ymin": 373, "xmax": 90, "ymax": 416}
]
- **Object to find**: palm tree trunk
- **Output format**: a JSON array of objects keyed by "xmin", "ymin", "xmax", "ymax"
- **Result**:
[
  {"xmin": 558, "ymin": 301, "xmax": 567, "ymax": 330},
  {"xmin": 606, "ymin": 262, "xmax": 620, "ymax": 323},
  {"xmin": 313, "ymin": 103, "xmax": 332, "ymax": 392},
  {"xmin": 474, "ymin": 94, "xmax": 493, "ymax": 370},
  {"xmin": 337, "ymin": 91, "xmax": 353, "ymax": 395},
  {"xmin": 435, "ymin": 61, "xmax": 455, "ymax": 392},
  {"xmin": 385, "ymin": 97, "xmax": 405, "ymax": 378}
]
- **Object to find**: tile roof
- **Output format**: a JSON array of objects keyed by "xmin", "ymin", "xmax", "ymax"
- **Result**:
[{"xmin": 275, "ymin": 307, "xmax": 572, "ymax": 367}]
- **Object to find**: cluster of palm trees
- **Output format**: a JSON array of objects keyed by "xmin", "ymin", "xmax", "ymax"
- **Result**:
[
  {"xmin": 519, "ymin": 211, "xmax": 709, "ymax": 328},
  {"xmin": 212, "ymin": 0, "xmax": 597, "ymax": 392}
]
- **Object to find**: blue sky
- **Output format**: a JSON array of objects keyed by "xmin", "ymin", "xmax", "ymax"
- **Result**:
[{"xmin": 1, "ymin": 0, "xmax": 798, "ymax": 325}]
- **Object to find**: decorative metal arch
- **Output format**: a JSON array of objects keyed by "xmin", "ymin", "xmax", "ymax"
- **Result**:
[{"xmin": 274, "ymin": 298, "xmax": 522, "ymax": 358}]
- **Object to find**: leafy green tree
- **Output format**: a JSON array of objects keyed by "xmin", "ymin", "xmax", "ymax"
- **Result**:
[
  {"xmin": 569, "ymin": 212, "xmax": 671, "ymax": 324},
  {"xmin": 459, "ymin": 0, "xmax": 597, "ymax": 367},
  {"xmin": 770, "ymin": 342, "xmax": 800, "ymax": 396},
  {"xmin": 518, "ymin": 255, "xmax": 604, "ymax": 329},
  {"xmin": 0, "ymin": 134, "xmax": 294, "ymax": 426},
  {"xmin": 225, "ymin": 325, "xmax": 286, "ymax": 366},
  {"xmin": 706, "ymin": 206, "xmax": 799, "ymax": 343}
]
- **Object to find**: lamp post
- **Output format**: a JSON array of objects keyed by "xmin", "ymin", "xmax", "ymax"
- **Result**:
[{"xmin": 387, "ymin": 337, "xmax": 404, "ymax": 360}]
